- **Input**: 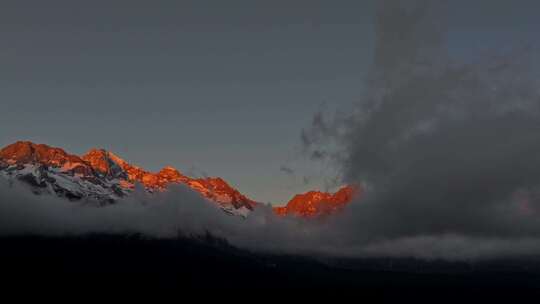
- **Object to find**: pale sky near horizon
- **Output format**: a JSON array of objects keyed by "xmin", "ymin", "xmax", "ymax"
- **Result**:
[{"xmin": 1, "ymin": 0, "xmax": 539, "ymax": 203}]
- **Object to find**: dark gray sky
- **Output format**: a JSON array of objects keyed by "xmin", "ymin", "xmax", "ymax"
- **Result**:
[{"xmin": 1, "ymin": 0, "xmax": 539, "ymax": 204}]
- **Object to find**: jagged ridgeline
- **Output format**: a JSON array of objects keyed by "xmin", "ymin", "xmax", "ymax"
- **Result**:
[{"xmin": 0, "ymin": 141, "xmax": 358, "ymax": 218}]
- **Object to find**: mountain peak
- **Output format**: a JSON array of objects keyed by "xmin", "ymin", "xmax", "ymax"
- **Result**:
[
  {"xmin": 159, "ymin": 165, "xmax": 181, "ymax": 174},
  {"xmin": 157, "ymin": 165, "xmax": 188, "ymax": 184},
  {"xmin": 0, "ymin": 141, "xmax": 39, "ymax": 164},
  {"xmin": 0, "ymin": 141, "xmax": 356, "ymax": 218},
  {"xmin": 82, "ymin": 148, "xmax": 125, "ymax": 179},
  {"xmin": 274, "ymin": 185, "xmax": 360, "ymax": 217},
  {"xmin": 0, "ymin": 141, "xmax": 259, "ymax": 215},
  {"xmin": 0, "ymin": 141, "xmax": 85, "ymax": 168}
]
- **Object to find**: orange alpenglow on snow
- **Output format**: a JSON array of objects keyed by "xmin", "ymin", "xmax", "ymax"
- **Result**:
[
  {"xmin": 0, "ymin": 141, "xmax": 74, "ymax": 166},
  {"xmin": 82, "ymin": 148, "xmax": 189, "ymax": 189},
  {"xmin": 273, "ymin": 185, "xmax": 360, "ymax": 217},
  {"xmin": 0, "ymin": 141, "xmax": 257, "ymax": 211},
  {"xmin": 0, "ymin": 141, "xmax": 357, "ymax": 217},
  {"xmin": 80, "ymin": 148, "xmax": 257, "ymax": 210},
  {"xmin": 0, "ymin": 141, "xmax": 94, "ymax": 176}
]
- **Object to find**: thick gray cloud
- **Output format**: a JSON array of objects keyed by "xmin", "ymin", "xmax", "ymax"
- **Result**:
[{"xmin": 300, "ymin": 0, "xmax": 540, "ymax": 257}]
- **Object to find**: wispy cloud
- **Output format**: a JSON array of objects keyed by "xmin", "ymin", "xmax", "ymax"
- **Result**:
[{"xmin": 279, "ymin": 165, "xmax": 295, "ymax": 176}]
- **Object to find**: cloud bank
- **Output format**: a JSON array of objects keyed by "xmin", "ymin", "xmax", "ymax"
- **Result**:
[
  {"xmin": 301, "ymin": 0, "xmax": 540, "ymax": 259},
  {"xmin": 0, "ymin": 179, "xmax": 360, "ymax": 258}
]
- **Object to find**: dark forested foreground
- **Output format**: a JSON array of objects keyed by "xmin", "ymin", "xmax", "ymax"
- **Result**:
[{"xmin": 1, "ymin": 235, "xmax": 539, "ymax": 297}]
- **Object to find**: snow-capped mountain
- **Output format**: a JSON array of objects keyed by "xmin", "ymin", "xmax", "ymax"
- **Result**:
[
  {"xmin": 0, "ymin": 141, "xmax": 258, "ymax": 216},
  {"xmin": 0, "ymin": 141, "xmax": 358, "ymax": 218},
  {"xmin": 273, "ymin": 185, "xmax": 359, "ymax": 218}
]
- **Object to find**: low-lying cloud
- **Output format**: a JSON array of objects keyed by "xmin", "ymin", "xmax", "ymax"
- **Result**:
[
  {"xmin": 0, "ymin": 179, "xmax": 341, "ymax": 257},
  {"xmin": 3, "ymin": 176, "xmax": 540, "ymax": 261}
]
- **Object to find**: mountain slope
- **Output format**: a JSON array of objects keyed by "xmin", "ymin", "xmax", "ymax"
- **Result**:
[
  {"xmin": 273, "ymin": 185, "xmax": 359, "ymax": 217},
  {"xmin": 0, "ymin": 141, "xmax": 357, "ymax": 218},
  {"xmin": 0, "ymin": 141, "xmax": 257, "ymax": 215}
]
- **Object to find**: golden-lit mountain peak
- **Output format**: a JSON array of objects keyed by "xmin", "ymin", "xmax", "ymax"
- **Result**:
[
  {"xmin": 0, "ymin": 141, "xmax": 86, "ymax": 168},
  {"xmin": 1, "ymin": 141, "xmax": 358, "ymax": 218},
  {"xmin": 159, "ymin": 165, "xmax": 182, "ymax": 176},
  {"xmin": 82, "ymin": 148, "xmax": 125, "ymax": 178},
  {"xmin": 157, "ymin": 166, "xmax": 188, "ymax": 185},
  {"xmin": 274, "ymin": 185, "xmax": 360, "ymax": 217}
]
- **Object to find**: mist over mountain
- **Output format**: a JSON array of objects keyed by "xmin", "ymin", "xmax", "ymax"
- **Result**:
[{"xmin": 0, "ymin": 140, "xmax": 367, "ymax": 258}]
